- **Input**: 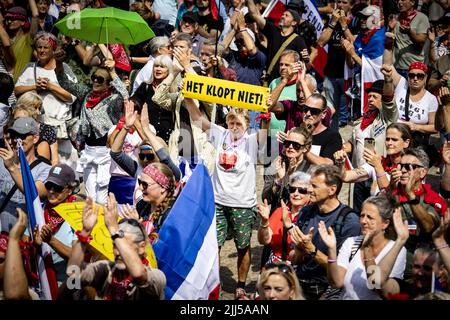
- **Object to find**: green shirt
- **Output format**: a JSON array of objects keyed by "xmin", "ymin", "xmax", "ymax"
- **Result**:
[
  {"xmin": 12, "ymin": 32, "xmax": 33, "ymax": 83},
  {"xmin": 268, "ymin": 78, "xmax": 297, "ymax": 135}
]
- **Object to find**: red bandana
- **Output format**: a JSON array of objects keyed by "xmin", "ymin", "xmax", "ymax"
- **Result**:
[
  {"xmin": 0, "ymin": 232, "xmax": 8, "ymax": 254},
  {"xmin": 44, "ymin": 195, "xmax": 77, "ymax": 234},
  {"xmin": 104, "ymin": 258, "xmax": 149, "ymax": 300},
  {"xmin": 360, "ymin": 109, "xmax": 379, "ymax": 131},
  {"xmin": 108, "ymin": 44, "xmax": 131, "ymax": 72},
  {"xmin": 142, "ymin": 164, "xmax": 170, "ymax": 189},
  {"xmin": 409, "ymin": 62, "xmax": 428, "ymax": 73},
  {"xmin": 399, "ymin": 9, "xmax": 417, "ymax": 28},
  {"xmin": 381, "ymin": 157, "xmax": 397, "ymax": 173},
  {"xmin": 86, "ymin": 87, "xmax": 112, "ymax": 108},
  {"xmin": 361, "ymin": 28, "xmax": 379, "ymax": 45}
]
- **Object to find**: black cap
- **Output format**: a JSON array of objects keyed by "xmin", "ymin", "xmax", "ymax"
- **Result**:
[
  {"xmin": 287, "ymin": 0, "xmax": 306, "ymax": 12},
  {"xmin": 366, "ymin": 80, "xmax": 384, "ymax": 95},
  {"xmin": 182, "ymin": 11, "xmax": 199, "ymax": 24},
  {"xmin": 45, "ymin": 164, "xmax": 76, "ymax": 187}
]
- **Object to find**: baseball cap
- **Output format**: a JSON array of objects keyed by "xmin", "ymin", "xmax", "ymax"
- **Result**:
[
  {"xmin": 182, "ymin": 11, "xmax": 199, "ymax": 24},
  {"xmin": 45, "ymin": 164, "xmax": 76, "ymax": 187},
  {"xmin": 358, "ymin": 5, "xmax": 378, "ymax": 17},
  {"xmin": 366, "ymin": 80, "xmax": 384, "ymax": 95},
  {"xmin": 4, "ymin": 6, "xmax": 28, "ymax": 21},
  {"xmin": 7, "ymin": 117, "xmax": 39, "ymax": 135}
]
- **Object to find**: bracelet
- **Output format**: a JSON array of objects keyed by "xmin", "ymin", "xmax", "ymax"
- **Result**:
[
  {"xmin": 376, "ymin": 172, "xmax": 387, "ymax": 178},
  {"xmin": 327, "ymin": 258, "xmax": 337, "ymax": 264},
  {"xmin": 260, "ymin": 222, "xmax": 270, "ymax": 228},
  {"xmin": 76, "ymin": 230, "xmax": 93, "ymax": 244},
  {"xmin": 436, "ymin": 243, "xmax": 449, "ymax": 250},
  {"xmin": 328, "ymin": 23, "xmax": 336, "ymax": 30},
  {"xmin": 237, "ymin": 29, "xmax": 246, "ymax": 33},
  {"xmin": 286, "ymin": 225, "xmax": 294, "ymax": 231}
]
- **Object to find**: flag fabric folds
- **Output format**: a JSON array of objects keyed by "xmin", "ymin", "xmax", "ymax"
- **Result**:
[
  {"xmin": 19, "ymin": 144, "xmax": 58, "ymax": 300},
  {"xmin": 153, "ymin": 161, "xmax": 220, "ymax": 300}
]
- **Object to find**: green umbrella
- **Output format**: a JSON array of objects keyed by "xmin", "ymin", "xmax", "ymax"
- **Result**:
[{"xmin": 54, "ymin": 7, "xmax": 155, "ymax": 45}]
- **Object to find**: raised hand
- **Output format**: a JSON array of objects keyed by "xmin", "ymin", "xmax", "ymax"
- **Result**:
[
  {"xmin": 318, "ymin": 220, "xmax": 336, "ymax": 249},
  {"xmin": 438, "ymin": 86, "xmax": 450, "ymax": 106},
  {"xmin": 442, "ymin": 141, "xmax": 450, "ymax": 165},
  {"xmin": 40, "ymin": 224, "xmax": 54, "ymax": 243},
  {"xmin": 9, "ymin": 208, "xmax": 28, "ymax": 241},
  {"xmin": 341, "ymin": 38, "xmax": 355, "ymax": 55},
  {"xmin": 363, "ymin": 148, "xmax": 382, "ymax": 169},
  {"xmin": 333, "ymin": 149, "xmax": 346, "ymax": 164},
  {"xmin": 393, "ymin": 207, "xmax": 409, "ymax": 244},
  {"xmin": 432, "ymin": 209, "xmax": 450, "ymax": 242},
  {"xmin": 104, "ymin": 59, "xmax": 115, "ymax": 71},
  {"xmin": 124, "ymin": 98, "xmax": 137, "ymax": 129},
  {"xmin": 276, "ymin": 131, "xmax": 288, "ymax": 144},
  {"xmin": 120, "ymin": 203, "xmax": 140, "ymax": 220},
  {"xmin": 275, "ymin": 155, "xmax": 286, "ymax": 181},
  {"xmin": 33, "ymin": 225, "xmax": 43, "ymax": 246},
  {"xmin": 82, "ymin": 197, "xmax": 99, "ymax": 234},
  {"xmin": 381, "ymin": 64, "xmax": 393, "ymax": 80},
  {"xmin": 257, "ymin": 199, "xmax": 271, "ymax": 223},
  {"xmin": 173, "ymin": 47, "xmax": 190, "ymax": 69},
  {"xmin": 281, "ymin": 199, "xmax": 292, "ymax": 229},
  {"xmin": 0, "ymin": 138, "xmax": 16, "ymax": 170},
  {"xmin": 104, "ymin": 193, "xmax": 119, "ymax": 235}
]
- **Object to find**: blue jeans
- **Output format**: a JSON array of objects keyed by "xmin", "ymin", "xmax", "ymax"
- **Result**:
[{"xmin": 323, "ymin": 76, "xmax": 348, "ymax": 129}]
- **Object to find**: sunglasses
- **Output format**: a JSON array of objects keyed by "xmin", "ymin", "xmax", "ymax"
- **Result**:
[
  {"xmin": 11, "ymin": 132, "xmax": 32, "ymax": 140},
  {"xmin": 413, "ymin": 264, "xmax": 433, "ymax": 272},
  {"xmin": 288, "ymin": 186, "xmax": 309, "ymax": 194},
  {"xmin": 399, "ymin": 163, "xmax": 424, "ymax": 171},
  {"xmin": 283, "ymin": 140, "xmax": 305, "ymax": 151},
  {"xmin": 408, "ymin": 72, "xmax": 426, "ymax": 80},
  {"xmin": 265, "ymin": 262, "xmax": 294, "ymax": 274},
  {"xmin": 91, "ymin": 74, "xmax": 106, "ymax": 84},
  {"xmin": 137, "ymin": 179, "xmax": 158, "ymax": 190},
  {"xmin": 118, "ymin": 218, "xmax": 146, "ymax": 242},
  {"xmin": 44, "ymin": 181, "xmax": 66, "ymax": 193},
  {"xmin": 301, "ymin": 104, "xmax": 323, "ymax": 116},
  {"xmin": 139, "ymin": 153, "xmax": 155, "ymax": 161}
]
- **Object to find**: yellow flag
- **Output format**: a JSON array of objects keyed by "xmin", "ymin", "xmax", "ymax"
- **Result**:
[
  {"xmin": 182, "ymin": 73, "xmax": 270, "ymax": 112},
  {"xmin": 53, "ymin": 202, "xmax": 157, "ymax": 268}
]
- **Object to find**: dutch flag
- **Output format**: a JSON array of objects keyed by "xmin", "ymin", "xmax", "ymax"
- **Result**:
[
  {"xmin": 19, "ymin": 143, "xmax": 58, "ymax": 300},
  {"xmin": 153, "ymin": 161, "xmax": 220, "ymax": 300}
]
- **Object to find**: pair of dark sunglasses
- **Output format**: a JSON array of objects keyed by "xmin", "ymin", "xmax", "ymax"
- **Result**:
[
  {"xmin": 11, "ymin": 132, "xmax": 32, "ymax": 141},
  {"xmin": 44, "ymin": 181, "xmax": 66, "ymax": 193},
  {"xmin": 91, "ymin": 74, "xmax": 106, "ymax": 84},
  {"xmin": 413, "ymin": 263, "xmax": 433, "ymax": 272},
  {"xmin": 265, "ymin": 262, "xmax": 294, "ymax": 274},
  {"xmin": 399, "ymin": 163, "xmax": 424, "ymax": 171},
  {"xmin": 288, "ymin": 186, "xmax": 308, "ymax": 194},
  {"xmin": 139, "ymin": 153, "xmax": 155, "ymax": 161},
  {"xmin": 137, "ymin": 178, "xmax": 158, "ymax": 190},
  {"xmin": 118, "ymin": 218, "xmax": 146, "ymax": 242},
  {"xmin": 408, "ymin": 72, "xmax": 425, "ymax": 80},
  {"xmin": 283, "ymin": 140, "xmax": 305, "ymax": 151},
  {"xmin": 301, "ymin": 104, "xmax": 323, "ymax": 116}
]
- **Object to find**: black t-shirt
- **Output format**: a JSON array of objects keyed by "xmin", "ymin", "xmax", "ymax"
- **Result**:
[
  {"xmin": 312, "ymin": 127, "xmax": 342, "ymax": 160},
  {"xmin": 323, "ymin": 24, "xmax": 346, "ymax": 78},
  {"xmin": 262, "ymin": 21, "xmax": 307, "ymax": 83},
  {"xmin": 297, "ymin": 20, "xmax": 317, "ymax": 50},
  {"xmin": 198, "ymin": 13, "xmax": 224, "ymax": 34}
]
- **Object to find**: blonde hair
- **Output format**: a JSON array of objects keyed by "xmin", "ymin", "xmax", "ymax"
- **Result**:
[
  {"xmin": 225, "ymin": 108, "xmax": 250, "ymax": 128},
  {"xmin": 257, "ymin": 265, "xmax": 304, "ymax": 300},
  {"xmin": 148, "ymin": 163, "xmax": 176, "ymax": 228},
  {"xmin": 12, "ymin": 104, "xmax": 40, "ymax": 121},
  {"xmin": 147, "ymin": 55, "xmax": 173, "ymax": 85},
  {"xmin": 16, "ymin": 91, "xmax": 43, "ymax": 110}
]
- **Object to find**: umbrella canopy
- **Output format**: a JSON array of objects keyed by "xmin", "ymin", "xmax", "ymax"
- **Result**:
[{"xmin": 54, "ymin": 7, "xmax": 155, "ymax": 45}]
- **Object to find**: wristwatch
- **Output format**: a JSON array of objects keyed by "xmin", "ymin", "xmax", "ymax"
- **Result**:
[
  {"xmin": 341, "ymin": 25, "xmax": 348, "ymax": 32},
  {"xmin": 407, "ymin": 196, "xmax": 420, "ymax": 205},
  {"xmin": 111, "ymin": 229, "xmax": 125, "ymax": 241}
]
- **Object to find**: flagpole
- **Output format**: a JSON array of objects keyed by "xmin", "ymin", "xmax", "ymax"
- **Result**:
[{"xmin": 214, "ymin": 0, "xmax": 221, "ymax": 75}]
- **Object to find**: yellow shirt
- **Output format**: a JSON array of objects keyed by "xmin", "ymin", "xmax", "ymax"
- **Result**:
[{"xmin": 12, "ymin": 32, "xmax": 33, "ymax": 82}]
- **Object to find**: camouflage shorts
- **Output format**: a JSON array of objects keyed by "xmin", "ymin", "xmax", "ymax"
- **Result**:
[{"xmin": 216, "ymin": 204, "xmax": 256, "ymax": 249}]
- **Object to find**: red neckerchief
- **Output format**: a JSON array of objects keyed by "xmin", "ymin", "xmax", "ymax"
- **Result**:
[
  {"xmin": 399, "ymin": 9, "xmax": 418, "ymax": 28},
  {"xmin": 360, "ymin": 109, "xmax": 379, "ymax": 131},
  {"xmin": 116, "ymin": 116, "xmax": 135, "ymax": 134},
  {"xmin": 104, "ymin": 257, "xmax": 149, "ymax": 300},
  {"xmin": 108, "ymin": 44, "xmax": 131, "ymax": 72},
  {"xmin": 381, "ymin": 157, "xmax": 397, "ymax": 173},
  {"xmin": 361, "ymin": 27, "xmax": 379, "ymax": 45},
  {"xmin": 286, "ymin": 74, "xmax": 298, "ymax": 86},
  {"xmin": 44, "ymin": 195, "xmax": 77, "ymax": 234},
  {"xmin": 393, "ymin": 184, "xmax": 426, "ymax": 203},
  {"xmin": 86, "ymin": 87, "xmax": 113, "ymax": 108}
]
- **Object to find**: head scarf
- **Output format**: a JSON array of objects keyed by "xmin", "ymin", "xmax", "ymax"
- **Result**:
[{"xmin": 142, "ymin": 164, "xmax": 170, "ymax": 190}]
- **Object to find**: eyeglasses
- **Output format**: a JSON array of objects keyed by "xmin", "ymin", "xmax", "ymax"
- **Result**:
[
  {"xmin": 44, "ymin": 181, "xmax": 66, "ymax": 193},
  {"xmin": 408, "ymin": 72, "xmax": 426, "ymax": 80},
  {"xmin": 11, "ymin": 132, "xmax": 33, "ymax": 141},
  {"xmin": 264, "ymin": 262, "xmax": 294, "ymax": 274},
  {"xmin": 288, "ymin": 186, "xmax": 309, "ymax": 194},
  {"xmin": 91, "ymin": 74, "xmax": 106, "ymax": 84},
  {"xmin": 137, "ymin": 179, "xmax": 157, "ymax": 190},
  {"xmin": 118, "ymin": 218, "xmax": 146, "ymax": 242},
  {"xmin": 399, "ymin": 163, "xmax": 424, "ymax": 171},
  {"xmin": 139, "ymin": 153, "xmax": 155, "ymax": 161},
  {"xmin": 413, "ymin": 264, "xmax": 433, "ymax": 272},
  {"xmin": 301, "ymin": 104, "xmax": 323, "ymax": 116},
  {"xmin": 283, "ymin": 139, "xmax": 305, "ymax": 151}
]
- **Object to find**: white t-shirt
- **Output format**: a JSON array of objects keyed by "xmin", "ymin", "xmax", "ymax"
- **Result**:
[
  {"xmin": 16, "ymin": 64, "xmax": 76, "ymax": 121},
  {"xmin": 209, "ymin": 124, "xmax": 258, "ymax": 208},
  {"xmin": 132, "ymin": 56, "xmax": 154, "ymax": 94},
  {"xmin": 337, "ymin": 237, "xmax": 406, "ymax": 300},
  {"xmin": 395, "ymin": 76, "xmax": 438, "ymax": 124}
]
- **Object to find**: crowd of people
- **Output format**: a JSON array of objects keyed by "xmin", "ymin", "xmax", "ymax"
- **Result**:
[{"xmin": 0, "ymin": 0, "xmax": 450, "ymax": 301}]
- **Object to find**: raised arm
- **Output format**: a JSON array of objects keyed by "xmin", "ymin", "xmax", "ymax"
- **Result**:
[
  {"xmin": 257, "ymin": 199, "xmax": 272, "ymax": 245},
  {"xmin": 432, "ymin": 210, "xmax": 450, "ymax": 275},
  {"xmin": 382, "ymin": 33, "xmax": 401, "ymax": 87},
  {"xmin": 184, "ymin": 97, "xmax": 211, "ymax": 132},
  {"xmin": 29, "ymin": 0, "xmax": 39, "ymax": 38},
  {"xmin": 0, "ymin": 17, "xmax": 15, "ymax": 70},
  {"xmin": 247, "ymin": 0, "xmax": 266, "ymax": 30}
]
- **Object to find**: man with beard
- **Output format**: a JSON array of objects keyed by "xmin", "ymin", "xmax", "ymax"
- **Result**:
[
  {"xmin": 196, "ymin": 0, "xmax": 224, "ymax": 39},
  {"xmin": 247, "ymin": 0, "xmax": 307, "ymax": 84},
  {"xmin": 62, "ymin": 194, "xmax": 166, "ymax": 300}
]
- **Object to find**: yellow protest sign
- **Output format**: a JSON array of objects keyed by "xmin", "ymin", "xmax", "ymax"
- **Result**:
[
  {"xmin": 53, "ymin": 202, "xmax": 157, "ymax": 268},
  {"xmin": 182, "ymin": 73, "xmax": 270, "ymax": 112}
]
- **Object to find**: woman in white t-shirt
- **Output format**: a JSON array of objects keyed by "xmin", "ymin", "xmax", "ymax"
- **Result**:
[
  {"xmin": 390, "ymin": 61, "xmax": 438, "ymax": 145},
  {"xmin": 318, "ymin": 195, "xmax": 409, "ymax": 300}
]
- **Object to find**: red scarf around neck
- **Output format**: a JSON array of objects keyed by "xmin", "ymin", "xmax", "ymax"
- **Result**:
[
  {"xmin": 86, "ymin": 88, "xmax": 113, "ymax": 108},
  {"xmin": 104, "ymin": 257, "xmax": 149, "ymax": 300},
  {"xmin": 360, "ymin": 109, "xmax": 379, "ymax": 131},
  {"xmin": 361, "ymin": 27, "xmax": 379, "ymax": 45},
  {"xmin": 399, "ymin": 9, "xmax": 418, "ymax": 28},
  {"xmin": 44, "ymin": 195, "xmax": 77, "ymax": 234}
]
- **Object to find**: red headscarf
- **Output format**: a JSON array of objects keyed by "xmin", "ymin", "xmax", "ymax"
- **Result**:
[{"xmin": 409, "ymin": 62, "xmax": 428, "ymax": 73}]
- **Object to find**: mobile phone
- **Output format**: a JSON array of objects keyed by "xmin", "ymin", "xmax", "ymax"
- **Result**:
[
  {"xmin": 364, "ymin": 138, "xmax": 375, "ymax": 151},
  {"xmin": 0, "ymin": 139, "xmax": 5, "ymax": 149}
]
